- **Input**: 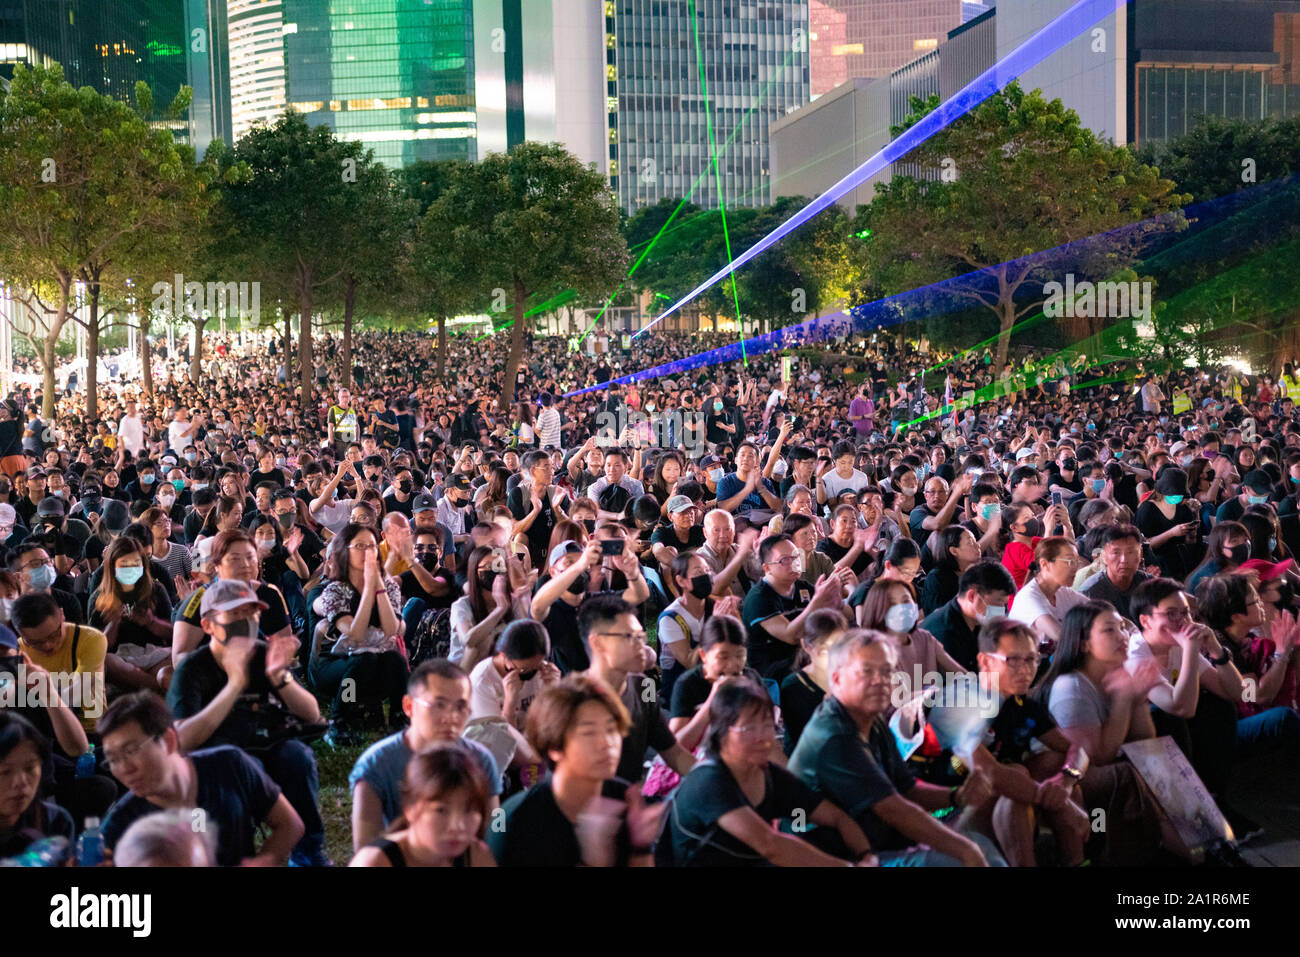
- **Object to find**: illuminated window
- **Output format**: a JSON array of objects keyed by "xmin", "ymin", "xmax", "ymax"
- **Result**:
[
  {"xmin": 607, "ymin": 96, "xmax": 619, "ymax": 113},
  {"xmin": 832, "ymin": 43, "xmax": 864, "ymax": 56},
  {"xmin": 607, "ymin": 65, "xmax": 618, "ymax": 80},
  {"xmin": 290, "ymin": 101, "xmax": 325, "ymax": 113},
  {"xmin": 914, "ymin": 38, "xmax": 938, "ymax": 51}
]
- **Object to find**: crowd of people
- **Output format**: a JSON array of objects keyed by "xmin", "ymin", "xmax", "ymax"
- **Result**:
[{"xmin": 1, "ymin": 323, "xmax": 1298, "ymax": 868}]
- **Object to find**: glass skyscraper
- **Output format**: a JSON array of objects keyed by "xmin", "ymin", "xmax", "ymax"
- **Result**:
[
  {"xmin": 282, "ymin": 0, "xmax": 476, "ymax": 167},
  {"xmin": 610, "ymin": 0, "xmax": 812, "ymax": 212}
]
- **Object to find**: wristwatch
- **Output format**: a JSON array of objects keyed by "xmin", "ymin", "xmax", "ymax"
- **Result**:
[
  {"xmin": 1208, "ymin": 649, "xmax": 1231, "ymax": 667},
  {"xmin": 1061, "ymin": 765, "xmax": 1083, "ymax": 782},
  {"xmin": 272, "ymin": 672, "xmax": 293, "ymax": 690}
]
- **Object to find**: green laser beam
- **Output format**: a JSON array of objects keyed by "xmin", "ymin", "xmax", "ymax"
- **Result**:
[
  {"xmin": 571, "ymin": 44, "xmax": 800, "ymax": 348},
  {"xmin": 690, "ymin": 0, "xmax": 746, "ymax": 366}
]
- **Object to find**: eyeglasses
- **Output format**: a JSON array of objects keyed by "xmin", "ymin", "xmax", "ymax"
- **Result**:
[
  {"xmin": 103, "ymin": 734, "xmax": 159, "ymax": 769},
  {"xmin": 597, "ymin": 630, "xmax": 647, "ymax": 644},
  {"xmin": 411, "ymin": 695, "xmax": 471, "ymax": 717},
  {"xmin": 985, "ymin": 652, "xmax": 1041, "ymax": 671},
  {"xmin": 348, "ymin": 542, "xmax": 379, "ymax": 552},
  {"xmin": 766, "ymin": 555, "xmax": 799, "ymax": 567},
  {"xmin": 729, "ymin": 723, "xmax": 777, "ymax": 740},
  {"xmin": 1153, "ymin": 608, "xmax": 1191, "ymax": 623}
]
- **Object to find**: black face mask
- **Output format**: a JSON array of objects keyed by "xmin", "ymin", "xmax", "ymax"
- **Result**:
[
  {"xmin": 1018, "ymin": 516, "xmax": 1044, "ymax": 538},
  {"xmin": 1062, "ymin": 458, "xmax": 1077, "ymax": 471},
  {"xmin": 221, "ymin": 618, "xmax": 256, "ymax": 641},
  {"xmin": 477, "ymin": 574, "xmax": 495, "ymax": 591},
  {"xmin": 689, "ymin": 574, "xmax": 712, "ymax": 599},
  {"xmin": 419, "ymin": 553, "xmax": 441, "ymax": 571},
  {"xmin": 567, "ymin": 571, "xmax": 591, "ymax": 595},
  {"xmin": 1226, "ymin": 543, "xmax": 1251, "ymax": 565},
  {"xmin": 398, "ymin": 481, "xmax": 413, "ymax": 494},
  {"xmin": 516, "ymin": 669, "xmax": 538, "ymax": 682}
]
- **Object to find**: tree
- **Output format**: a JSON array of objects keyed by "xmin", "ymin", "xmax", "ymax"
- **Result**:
[
  {"xmin": 858, "ymin": 83, "xmax": 1188, "ymax": 368},
  {"xmin": 402, "ymin": 160, "xmax": 477, "ymax": 377},
  {"xmin": 420, "ymin": 143, "xmax": 628, "ymax": 409},
  {"xmin": 0, "ymin": 64, "xmax": 209, "ymax": 420},
  {"xmin": 1136, "ymin": 115, "xmax": 1300, "ymax": 204},
  {"xmin": 212, "ymin": 113, "xmax": 378, "ymax": 413}
]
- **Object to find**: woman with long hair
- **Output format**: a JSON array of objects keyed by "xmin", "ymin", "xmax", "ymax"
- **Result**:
[
  {"xmin": 1185, "ymin": 521, "xmax": 1251, "ymax": 593},
  {"xmin": 311, "ymin": 522, "xmax": 410, "ymax": 742},
  {"xmin": 447, "ymin": 544, "xmax": 531, "ymax": 673},
  {"xmin": 0, "ymin": 714, "xmax": 73, "ymax": 859},
  {"xmin": 857, "ymin": 578, "xmax": 965, "ymax": 694},
  {"xmin": 648, "ymin": 451, "xmax": 684, "ymax": 513},
  {"xmin": 473, "ymin": 464, "xmax": 511, "ymax": 513},
  {"xmin": 919, "ymin": 525, "xmax": 981, "ymax": 615},
  {"xmin": 349, "ymin": 742, "xmax": 496, "ymax": 867},
  {"xmin": 89, "ymin": 536, "xmax": 175, "ymax": 693}
]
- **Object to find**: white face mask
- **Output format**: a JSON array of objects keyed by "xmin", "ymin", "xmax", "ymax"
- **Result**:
[{"xmin": 885, "ymin": 601, "xmax": 919, "ymax": 633}]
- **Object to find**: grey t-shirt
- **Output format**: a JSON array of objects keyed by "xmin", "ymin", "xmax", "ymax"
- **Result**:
[
  {"xmin": 1046, "ymin": 672, "xmax": 1108, "ymax": 729},
  {"xmin": 349, "ymin": 732, "xmax": 502, "ymax": 830}
]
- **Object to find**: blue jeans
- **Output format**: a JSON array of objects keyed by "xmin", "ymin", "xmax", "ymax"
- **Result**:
[
  {"xmin": 1237, "ymin": 706, "xmax": 1300, "ymax": 763},
  {"xmin": 402, "ymin": 597, "xmax": 427, "ymax": 650},
  {"xmin": 877, "ymin": 825, "xmax": 1007, "ymax": 867}
]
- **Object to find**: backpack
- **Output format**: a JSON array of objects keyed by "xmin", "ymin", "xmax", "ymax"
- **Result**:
[{"xmin": 408, "ymin": 606, "xmax": 452, "ymax": 666}]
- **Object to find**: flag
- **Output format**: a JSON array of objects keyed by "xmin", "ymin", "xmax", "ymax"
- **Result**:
[{"xmin": 944, "ymin": 374, "xmax": 954, "ymax": 427}]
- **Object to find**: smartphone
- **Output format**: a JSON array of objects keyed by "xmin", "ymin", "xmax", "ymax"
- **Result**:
[
  {"xmin": 601, "ymin": 539, "xmax": 625, "ymax": 556},
  {"xmin": 1051, "ymin": 491, "xmax": 1063, "ymax": 507}
]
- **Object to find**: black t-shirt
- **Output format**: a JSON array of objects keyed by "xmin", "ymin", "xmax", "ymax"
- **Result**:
[
  {"xmin": 87, "ymin": 582, "xmax": 173, "ymax": 649},
  {"xmin": 921, "ymin": 598, "xmax": 979, "ymax": 672},
  {"xmin": 101, "ymin": 746, "xmax": 280, "ymax": 867},
  {"xmin": 741, "ymin": 578, "xmax": 814, "ymax": 679},
  {"xmin": 983, "ymin": 694, "xmax": 1058, "ymax": 765},
  {"xmin": 542, "ymin": 595, "xmax": 589, "ymax": 675},
  {"xmin": 166, "ymin": 644, "xmax": 289, "ymax": 751},
  {"xmin": 816, "ymin": 537, "xmax": 872, "ymax": 578},
  {"xmin": 174, "ymin": 581, "xmax": 291, "ymax": 642},
  {"xmin": 487, "ymin": 777, "xmax": 632, "ymax": 867},
  {"xmin": 779, "ymin": 670, "xmax": 825, "ymax": 757},
  {"xmin": 670, "ymin": 665, "xmax": 765, "ymax": 720},
  {"xmin": 616, "ymin": 674, "xmax": 677, "ymax": 783},
  {"xmin": 382, "ymin": 492, "xmax": 415, "ymax": 519},
  {"xmin": 250, "ymin": 469, "xmax": 287, "ymax": 490},
  {"xmin": 399, "ymin": 566, "xmax": 455, "ymax": 611},
  {"xmin": 667, "ymin": 758, "xmax": 821, "ymax": 866},
  {"xmin": 650, "ymin": 523, "xmax": 705, "ymax": 552},
  {"xmin": 506, "ymin": 486, "xmax": 557, "ymax": 571}
]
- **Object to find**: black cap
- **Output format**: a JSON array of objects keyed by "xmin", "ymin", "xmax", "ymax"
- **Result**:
[
  {"xmin": 448, "ymin": 474, "xmax": 472, "ymax": 493},
  {"xmin": 36, "ymin": 496, "xmax": 66, "ymax": 518},
  {"xmin": 1243, "ymin": 470, "xmax": 1273, "ymax": 495},
  {"xmin": 1154, "ymin": 467, "xmax": 1189, "ymax": 498}
]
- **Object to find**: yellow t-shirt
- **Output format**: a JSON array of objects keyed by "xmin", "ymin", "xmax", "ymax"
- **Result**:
[{"xmin": 20, "ymin": 623, "xmax": 108, "ymax": 731}]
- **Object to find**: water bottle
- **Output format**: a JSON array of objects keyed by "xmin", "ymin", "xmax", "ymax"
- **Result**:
[
  {"xmin": 76, "ymin": 817, "xmax": 104, "ymax": 867},
  {"xmin": 75, "ymin": 745, "xmax": 95, "ymax": 780},
  {"xmin": 0, "ymin": 836, "xmax": 71, "ymax": 867}
]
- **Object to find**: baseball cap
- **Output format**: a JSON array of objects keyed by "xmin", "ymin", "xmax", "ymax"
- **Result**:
[
  {"xmin": 100, "ymin": 499, "xmax": 130, "ymax": 533},
  {"xmin": 0, "ymin": 623, "xmax": 17, "ymax": 651},
  {"xmin": 1242, "ymin": 470, "xmax": 1273, "ymax": 495},
  {"xmin": 547, "ymin": 540, "xmax": 583, "ymax": 568},
  {"xmin": 1015, "ymin": 447, "xmax": 1037, "ymax": 461},
  {"xmin": 26, "ymin": 466, "xmax": 45, "ymax": 479},
  {"xmin": 160, "ymin": 454, "xmax": 177, "ymax": 468},
  {"xmin": 36, "ymin": 496, "xmax": 66, "ymax": 519},
  {"xmin": 199, "ymin": 579, "xmax": 270, "ymax": 618},
  {"xmin": 448, "ymin": 474, "xmax": 472, "ymax": 493},
  {"xmin": 1236, "ymin": 558, "xmax": 1295, "ymax": 581},
  {"xmin": 412, "ymin": 492, "xmax": 437, "ymax": 513},
  {"xmin": 666, "ymin": 494, "xmax": 694, "ymax": 515}
]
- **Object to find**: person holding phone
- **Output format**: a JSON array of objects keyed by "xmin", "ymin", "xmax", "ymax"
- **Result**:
[{"xmin": 1135, "ymin": 468, "xmax": 1204, "ymax": 581}]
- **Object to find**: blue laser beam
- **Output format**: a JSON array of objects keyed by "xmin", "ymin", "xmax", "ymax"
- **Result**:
[
  {"xmin": 563, "ymin": 175, "xmax": 1299, "ymax": 398},
  {"xmin": 632, "ymin": 0, "xmax": 1131, "ymax": 341}
]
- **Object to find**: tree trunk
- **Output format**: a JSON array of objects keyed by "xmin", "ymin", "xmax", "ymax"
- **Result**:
[
  {"xmin": 140, "ymin": 315, "xmax": 153, "ymax": 399},
  {"xmin": 342, "ymin": 279, "xmax": 355, "ymax": 390},
  {"xmin": 282, "ymin": 307, "xmax": 293, "ymax": 384},
  {"xmin": 85, "ymin": 279, "xmax": 101, "ymax": 420},
  {"xmin": 500, "ymin": 277, "xmax": 527, "ymax": 411},
  {"xmin": 41, "ymin": 333, "xmax": 57, "ymax": 423},
  {"xmin": 437, "ymin": 314, "xmax": 447, "ymax": 377},
  {"xmin": 189, "ymin": 318, "xmax": 206, "ymax": 383},
  {"xmin": 298, "ymin": 275, "xmax": 313, "ymax": 416},
  {"xmin": 994, "ymin": 298, "xmax": 1016, "ymax": 371}
]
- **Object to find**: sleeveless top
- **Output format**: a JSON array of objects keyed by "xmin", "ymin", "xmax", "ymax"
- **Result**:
[{"xmin": 368, "ymin": 837, "xmax": 471, "ymax": 868}]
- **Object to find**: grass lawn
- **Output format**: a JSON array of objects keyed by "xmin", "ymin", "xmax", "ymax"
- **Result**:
[{"xmin": 312, "ymin": 738, "xmax": 369, "ymax": 864}]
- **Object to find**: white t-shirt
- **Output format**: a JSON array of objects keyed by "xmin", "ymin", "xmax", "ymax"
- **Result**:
[
  {"xmin": 537, "ymin": 407, "xmax": 562, "ymax": 449},
  {"xmin": 1126, "ymin": 633, "xmax": 1212, "ymax": 685},
  {"xmin": 311, "ymin": 497, "xmax": 356, "ymax": 535},
  {"xmin": 167, "ymin": 418, "xmax": 194, "ymax": 455},
  {"xmin": 468, "ymin": 656, "xmax": 545, "ymax": 729},
  {"xmin": 1008, "ymin": 579, "xmax": 1087, "ymax": 636},
  {"xmin": 117, "ymin": 414, "xmax": 144, "ymax": 455},
  {"xmin": 657, "ymin": 598, "xmax": 704, "ymax": 672},
  {"xmin": 821, "ymin": 468, "xmax": 870, "ymax": 501},
  {"xmin": 448, "ymin": 595, "xmax": 508, "ymax": 667}
]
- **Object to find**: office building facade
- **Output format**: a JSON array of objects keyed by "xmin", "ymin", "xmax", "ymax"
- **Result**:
[{"xmin": 609, "ymin": 0, "xmax": 812, "ymax": 212}]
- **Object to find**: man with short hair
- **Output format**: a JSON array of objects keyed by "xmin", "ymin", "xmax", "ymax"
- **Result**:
[
  {"xmin": 98, "ymin": 690, "xmax": 303, "ymax": 867},
  {"xmin": 1080, "ymin": 524, "xmax": 1151, "ymax": 622},
  {"xmin": 741, "ymin": 534, "xmax": 842, "ymax": 679},
  {"xmin": 578, "ymin": 594, "xmax": 694, "ymax": 783},
  {"xmin": 789, "ymin": 631, "xmax": 1001, "ymax": 866},
  {"xmin": 920, "ymin": 561, "xmax": 1015, "ymax": 672},
  {"xmin": 349, "ymin": 659, "xmax": 502, "ymax": 851},
  {"xmin": 166, "ymin": 579, "xmax": 329, "ymax": 867},
  {"xmin": 11, "ymin": 592, "xmax": 105, "ymax": 731},
  {"xmin": 8, "ymin": 543, "xmax": 84, "ymax": 625}
]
